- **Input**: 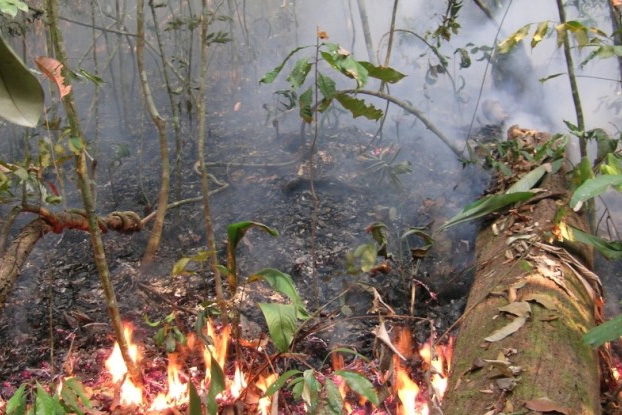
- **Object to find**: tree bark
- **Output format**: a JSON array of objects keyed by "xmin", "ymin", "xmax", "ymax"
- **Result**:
[{"xmin": 442, "ymin": 128, "xmax": 602, "ymax": 414}]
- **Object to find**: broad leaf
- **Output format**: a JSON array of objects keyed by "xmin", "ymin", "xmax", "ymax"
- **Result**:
[
  {"xmin": 531, "ymin": 21, "xmax": 549, "ymax": 48},
  {"xmin": 325, "ymin": 379, "xmax": 344, "ymax": 415},
  {"xmin": 0, "ymin": 35, "xmax": 44, "ymax": 127},
  {"xmin": 506, "ymin": 163, "xmax": 550, "ymax": 194},
  {"xmin": 35, "ymin": 56, "xmax": 72, "ymax": 99},
  {"xmin": 265, "ymin": 370, "xmax": 302, "ymax": 397},
  {"xmin": 317, "ymin": 72, "xmax": 336, "ymax": 100},
  {"xmin": 587, "ymin": 128, "xmax": 617, "ymax": 163},
  {"xmin": 226, "ymin": 221, "xmax": 278, "ymax": 293},
  {"xmin": 581, "ymin": 45, "xmax": 622, "ymax": 68},
  {"xmin": 485, "ymin": 316, "xmax": 527, "ymax": 342},
  {"xmin": 258, "ymin": 303, "xmax": 298, "ymax": 352},
  {"xmin": 497, "ymin": 24, "xmax": 531, "ymax": 54},
  {"xmin": 299, "ymin": 86, "xmax": 313, "ymax": 123},
  {"xmin": 302, "ymin": 370, "xmax": 320, "ymax": 413},
  {"xmin": 335, "ymin": 93, "xmax": 382, "ymax": 121},
  {"xmin": 188, "ymin": 381, "xmax": 203, "ymax": 415},
  {"xmin": 248, "ymin": 268, "xmax": 309, "ymax": 318},
  {"xmin": 358, "ymin": 61, "xmax": 406, "ymax": 83},
  {"xmin": 286, "ymin": 58, "xmax": 312, "ymax": 90},
  {"xmin": 35, "ymin": 382, "xmax": 63, "ymax": 415},
  {"xmin": 172, "ymin": 257, "xmax": 191, "ymax": 275},
  {"xmin": 334, "ymin": 370, "xmax": 379, "ymax": 406},
  {"xmin": 439, "ymin": 192, "xmax": 535, "ymax": 231},
  {"xmin": 569, "ymin": 174, "xmax": 622, "ymax": 211},
  {"xmin": 584, "ymin": 314, "xmax": 622, "ymax": 347},
  {"xmin": 354, "ymin": 243, "xmax": 377, "ymax": 272},
  {"xmin": 321, "ymin": 44, "xmax": 368, "ymax": 88},
  {"xmin": 206, "ymin": 355, "xmax": 226, "ymax": 415},
  {"xmin": 6, "ymin": 384, "xmax": 27, "ymax": 415},
  {"xmin": 563, "ymin": 225, "xmax": 622, "ymax": 260},
  {"xmin": 260, "ymin": 45, "xmax": 312, "ymax": 84}
]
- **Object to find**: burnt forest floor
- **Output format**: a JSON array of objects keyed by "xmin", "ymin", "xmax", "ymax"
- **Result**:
[{"xmin": 0, "ymin": 88, "xmax": 491, "ymax": 400}]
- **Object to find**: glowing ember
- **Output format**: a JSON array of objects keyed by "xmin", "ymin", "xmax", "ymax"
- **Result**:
[
  {"xmin": 255, "ymin": 372, "xmax": 278, "ymax": 415},
  {"xmin": 104, "ymin": 323, "xmax": 143, "ymax": 406}
]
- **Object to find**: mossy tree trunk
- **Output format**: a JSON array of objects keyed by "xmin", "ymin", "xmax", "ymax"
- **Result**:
[{"xmin": 442, "ymin": 127, "xmax": 602, "ymax": 415}]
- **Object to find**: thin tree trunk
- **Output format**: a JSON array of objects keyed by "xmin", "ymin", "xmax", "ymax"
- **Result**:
[
  {"xmin": 136, "ymin": 0, "xmax": 170, "ymax": 266},
  {"xmin": 197, "ymin": 0, "xmax": 228, "ymax": 322},
  {"xmin": 356, "ymin": 0, "xmax": 376, "ymax": 65},
  {"xmin": 556, "ymin": 0, "xmax": 586, "ymax": 157},
  {"xmin": 44, "ymin": 0, "xmax": 143, "ymax": 388}
]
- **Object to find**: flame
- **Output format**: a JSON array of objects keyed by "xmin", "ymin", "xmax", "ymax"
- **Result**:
[
  {"xmin": 256, "ymin": 372, "xmax": 278, "ymax": 415},
  {"xmin": 104, "ymin": 324, "xmax": 143, "ymax": 406},
  {"xmin": 230, "ymin": 363, "xmax": 247, "ymax": 398},
  {"xmin": 148, "ymin": 353, "xmax": 189, "ymax": 411},
  {"xmin": 203, "ymin": 320, "xmax": 231, "ymax": 383},
  {"xmin": 418, "ymin": 340, "xmax": 452, "ymax": 400},
  {"xmin": 394, "ymin": 362, "xmax": 420, "ymax": 415}
]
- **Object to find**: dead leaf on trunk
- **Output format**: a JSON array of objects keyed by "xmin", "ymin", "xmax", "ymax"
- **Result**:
[
  {"xmin": 498, "ymin": 301, "xmax": 531, "ymax": 318},
  {"xmin": 485, "ymin": 316, "xmax": 527, "ymax": 342},
  {"xmin": 522, "ymin": 293, "xmax": 558, "ymax": 311},
  {"xmin": 524, "ymin": 397, "xmax": 570, "ymax": 414},
  {"xmin": 35, "ymin": 56, "xmax": 71, "ymax": 98}
]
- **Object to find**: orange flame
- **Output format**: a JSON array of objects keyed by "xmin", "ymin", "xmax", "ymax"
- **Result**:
[
  {"xmin": 256, "ymin": 372, "xmax": 278, "ymax": 415},
  {"xmin": 419, "ymin": 340, "xmax": 452, "ymax": 400},
  {"xmin": 203, "ymin": 320, "xmax": 231, "ymax": 384},
  {"xmin": 230, "ymin": 363, "xmax": 247, "ymax": 398},
  {"xmin": 104, "ymin": 324, "xmax": 143, "ymax": 406},
  {"xmin": 148, "ymin": 353, "xmax": 189, "ymax": 411}
]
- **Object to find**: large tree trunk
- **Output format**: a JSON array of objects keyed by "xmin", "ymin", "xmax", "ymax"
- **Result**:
[{"xmin": 442, "ymin": 127, "xmax": 603, "ymax": 414}]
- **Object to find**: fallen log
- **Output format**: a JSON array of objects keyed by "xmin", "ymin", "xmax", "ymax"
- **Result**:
[{"xmin": 442, "ymin": 127, "xmax": 603, "ymax": 415}]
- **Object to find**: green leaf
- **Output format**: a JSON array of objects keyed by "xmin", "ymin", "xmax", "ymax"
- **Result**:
[
  {"xmin": 0, "ymin": 35, "xmax": 44, "ymax": 127},
  {"xmin": 439, "ymin": 192, "xmax": 535, "ymax": 231},
  {"xmin": 226, "ymin": 221, "xmax": 279, "ymax": 293},
  {"xmin": 34, "ymin": 383, "xmax": 63, "ymax": 415},
  {"xmin": 317, "ymin": 72, "xmax": 336, "ymax": 100},
  {"xmin": 6, "ymin": 384, "xmax": 27, "ymax": 415},
  {"xmin": 286, "ymin": 58, "xmax": 312, "ymax": 90},
  {"xmin": 302, "ymin": 370, "xmax": 320, "ymax": 412},
  {"xmin": 531, "ymin": 21, "xmax": 549, "ymax": 48},
  {"xmin": 334, "ymin": 370, "xmax": 379, "ymax": 406},
  {"xmin": 506, "ymin": 163, "xmax": 550, "ymax": 193},
  {"xmin": 587, "ymin": 128, "xmax": 617, "ymax": 163},
  {"xmin": 260, "ymin": 45, "xmax": 312, "ymax": 84},
  {"xmin": 538, "ymin": 72, "xmax": 564, "ymax": 83},
  {"xmin": 565, "ymin": 21, "xmax": 589, "ymax": 49},
  {"xmin": 584, "ymin": 314, "xmax": 622, "ymax": 347},
  {"xmin": 325, "ymin": 379, "xmax": 344, "ymax": 415},
  {"xmin": 354, "ymin": 243, "xmax": 377, "ymax": 272},
  {"xmin": 172, "ymin": 257, "xmax": 191, "ymax": 275},
  {"xmin": 581, "ymin": 45, "xmax": 622, "ymax": 68},
  {"xmin": 454, "ymin": 47, "xmax": 471, "ymax": 68},
  {"xmin": 248, "ymin": 268, "xmax": 309, "ymax": 319},
  {"xmin": 206, "ymin": 356, "xmax": 226, "ymax": 415},
  {"xmin": 321, "ymin": 45, "xmax": 369, "ymax": 88},
  {"xmin": 402, "ymin": 226, "xmax": 434, "ymax": 258},
  {"xmin": 76, "ymin": 68, "xmax": 104, "ymax": 87},
  {"xmin": 335, "ymin": 93, "xmax": 382, "ymax": 121},
  {"xmin": 61, "ymin": 378, "xmax": 91, "ymax": 412},
  {"xmin": 497, "ymin": 24, "xmax": 531, "ymax": 54},
  {"xmin": 570, "ymin": 174, "xmax": 622, "ymax": 210},
  {"xmin": 322, "ymin": 348, "xmax": 371, "ymax": 366},
  {"xmin": 258, "ymin": 303, "xmax": 298, "ymax": 352},
  {"xmin": 299, "ymin": 86, "xmax": 313, "ymax": 123},
  {"xmin": 188, "ymin": 381, "xmax": 203, "ymax": 415},
  {"xmin": 358, "ymin": 61, "xmax": 406, "ymax": 83},
  {"xmin": 265, "ymin": 370, "xmax": 303, "ymax": 397},
  {"xmin": 564, "ymin": 225, "xmax": 622, "ymax": 260}
]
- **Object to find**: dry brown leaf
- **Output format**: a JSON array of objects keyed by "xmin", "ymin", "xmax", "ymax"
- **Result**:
[
  {"xmin": 498, "ymin": 301, "xmax": 531, "ymax": 318},
  {"xmin": 35, "ymin": 56, "xmax": 71, "ymax": 98},
  {"xmin": 523, "ymin": 293, "xmax": 558, "ymax": 311},
  {"xmin": 485, "ymin": 317, "xmax": 527, "ymax": 342},
  {"xmin": 524, "ymin": 397, "xmax": 570, "ymax": 414},
  {"xmin": 373, "ymin": 321, "xmax": 406, "ymax": 361}
]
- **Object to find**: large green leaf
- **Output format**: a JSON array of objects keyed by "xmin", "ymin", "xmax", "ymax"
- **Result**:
[
  {"xmin": 564, "ymin": 225, "xmax": 622, "ymax": 260},
  {"xmin": 584, "ymin": 314, "xmax": 622, "ymax": 347},
  {"xmin": 569, "ymin": 174, "xmax": 622, "ymax": 210},
  {"xmin": 188, "ymin": 381, "xmax": 203, "ymax": 415},
  {"xmin": 0, "ymin": 35, "xmax": 44, "ymax": 128},
  {"xmin": 34, "ymin": 383, "xmax": 63, "ymax": 415},
  {"xmin": 258, "ymin": 303, "xmax": 298, "ymax": 352},
  {"xmin": 259, "ymin": 45, "xmax": 312, "ymax": 84},
  {"xmin": 334, "ymin": 370, "xmax": 379, "ymax": 406},
  {"xmin": 505, "ymin": 163, "xmax": 550, "ymax": 194},
  {"xmin": 265, "ymin": 370, "xmax": 303, "ymax": 397},
  {"xmin": 324, "ymin": 378, "xmax": 344, "ymax": 415},
  {"xmin": 299, "ymin": 86, "xmax": 313, "ymax": 123},
  {"xmin": 206, "ymin": 355, "xmax": 226, "ymax": 415},
  {"xmin": 248, "ymin": 268, "xmax": 309, "ymax": 318},
  {"xmin": 335, "ymin": 93, "xmax": 382, "ymax": 121},
  {"xmin": 439, "ymin": 192, "xmax": 535, "ymax": 231},
  {"xmin": 6, "ymin": 384, "xmax": 27, "ymax": 415},
  {"xmin": 317, "ymin": 72, "xmax": 336, "ymax": 100},
  {"xmin": 321, "ymin": 43, "xmax": 368, "ymax": 88},
  {"xmin": 226, "ymin": 221, "xmax": 279, "ymax": 293},
  {"xmin": 358, "ymin": 61, "xmax": 406, "ymax": 84},
  {"xmin": 286, "ymin": 58, "xmax": 312, "ymax": 90},
  {"xmin": 302, "ymin": 370, "xmax": 320, "ymax": 413}
]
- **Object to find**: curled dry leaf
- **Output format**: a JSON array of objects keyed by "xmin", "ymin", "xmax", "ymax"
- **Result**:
[
  {"xmin": 524, "ymin": 397, "xmax": 570, "ymax": 414},
  {"xmin": 498, "ymin": 301, "xmax": 531, "ymax": 318},
  {"xmin": 522, "ymin": 293, "xmax": 558, "ymax": 311},
  {"xmin": 373, "ymin": 321, "xmax": 406, "ymax": 361},
  {"xmin": 35, "ymin": 56, "xmax": 71, "ymax": 98}
]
